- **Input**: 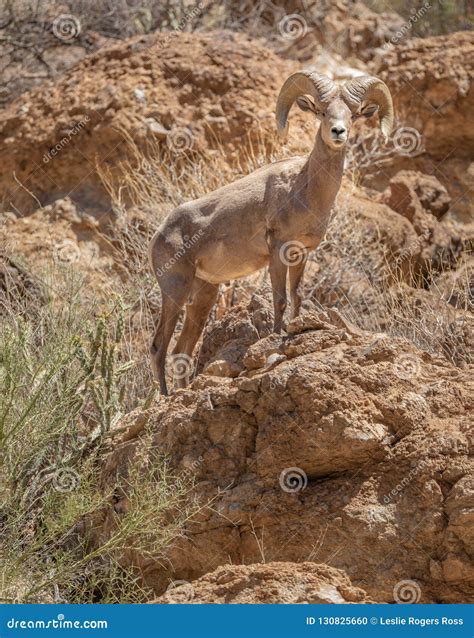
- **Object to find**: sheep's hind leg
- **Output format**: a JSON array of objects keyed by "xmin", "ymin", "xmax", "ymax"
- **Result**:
[
  {"xmin": 268, "ymin": 243, "xmax": 288, "ymax": 334},
  {"xmin": 171, "ymin": 278, "xmax": 219, "ymax": 389},
  {"xmin": 289, "ymin": 257, "xmax": 307, "ymax": 320},
  {"xmin": 150, "ymin": 272, "xmax": 194, "ymax": 395}
]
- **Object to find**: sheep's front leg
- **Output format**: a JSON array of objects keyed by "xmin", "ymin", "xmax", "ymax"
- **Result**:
[
  {"xmin": 268, "ymin": 242, "xmax": 288, "ymax": 334},
  {"xmin": 289, "ymin": 257, "xmax": 307, "ymax": 320}
]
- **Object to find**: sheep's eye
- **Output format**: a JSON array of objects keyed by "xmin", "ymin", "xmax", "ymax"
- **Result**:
[{"xmin": 321, "ymin": 112, "xmax": 326, "ymax": 118}]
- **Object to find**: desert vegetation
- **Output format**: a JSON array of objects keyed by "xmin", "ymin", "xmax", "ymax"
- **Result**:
[{"xmin": 0, "ymin": 0, "xmax": 472, "ymax": 604}]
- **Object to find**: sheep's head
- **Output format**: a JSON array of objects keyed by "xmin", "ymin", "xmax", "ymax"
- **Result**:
[{"xmin": 276, "ymin": 71, "xmax": 394, "ymax": 151}]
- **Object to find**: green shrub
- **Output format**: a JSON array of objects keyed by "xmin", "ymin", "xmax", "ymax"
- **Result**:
[{"xmin": 0, "ymin": 265, "xmax": 192, "ymax": 603}]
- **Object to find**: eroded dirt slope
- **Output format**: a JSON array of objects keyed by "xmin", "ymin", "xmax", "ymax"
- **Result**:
[
  {"xmin": 0, "ymin": 31, "xmax": 294, "ymax": 215},
  {"xmin": 372, "ymin": 31, "xmax": 474, "ymax": 219},
  {"xmin": 376, "ymin": 31, "xmax": 474, "ymax": 160}
]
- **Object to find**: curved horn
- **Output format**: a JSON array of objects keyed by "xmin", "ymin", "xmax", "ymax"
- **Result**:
[
  {"xmin": 276, "ymin": 71, "xmax": 338, "ymax": 139},
  {"xmin": 341, "ymin": 76, "xmax": 394, "ymax": 141}
]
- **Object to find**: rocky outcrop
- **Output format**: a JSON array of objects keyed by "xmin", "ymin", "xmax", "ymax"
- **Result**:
[
  {"xmin": 99, "ymin": 311, "xmax": 473, "ymax": 603},
  {"xmin": 265, "ymin": 0, "xmax": 405, "ymax": 64},
  {"xmin": 371, "ymin": 32, "xmax": 474, "ymax": 220},
  {"xmin": 0, "ymin": 198, "xmax": 116, "ymax": 296},
  {"xmin": 383, "ymin": 171, "xmax": 451, "ymax": 222},
  {"xmin": 376, "ymin": 31, "xmax": 474, "ymax": 160},
  {"xmin": 153, "ymin": 562, "xmax": 374, "ymax": 604},
  {"xmin": 312, "ymin": 0, "xmax": 406, "ymax": 63},
  {"xmin": 0, "ymin": 31, "xmax": 294, "ymax": 215},
  {"xmin": 381, "ymin": 171, "xmax": 462, "ymax": 272},
  {"xmin": 198, "ymin": 287, "xmax": 274, "ymax": 378}
]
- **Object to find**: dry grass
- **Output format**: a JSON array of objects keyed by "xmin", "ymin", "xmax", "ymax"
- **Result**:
[
  {"xmin": 310, "ymin": 187, "xmax": 472, "ymax": 365},
  {"xmin": 97, "ymin": 126, "xmax": 279, "ymax": 218}
]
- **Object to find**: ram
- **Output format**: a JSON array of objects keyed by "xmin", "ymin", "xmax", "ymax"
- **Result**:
[{"xmin": 149, "ymin": 71, "xmax": 394, "ymax": 394}]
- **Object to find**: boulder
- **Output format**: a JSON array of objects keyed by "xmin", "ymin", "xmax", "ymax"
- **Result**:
[{"xmin": 153, "ymin": 562, "xmax": 374, "ymax": 604}]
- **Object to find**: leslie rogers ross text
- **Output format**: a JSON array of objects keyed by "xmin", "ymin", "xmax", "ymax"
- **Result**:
[{"xmin": 306, "ymin": 616, "xmax": 465, "ymax": 627}]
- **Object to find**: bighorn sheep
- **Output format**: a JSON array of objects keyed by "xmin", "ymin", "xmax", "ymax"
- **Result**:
[{"xmin": 149, "ymin": 71, "xmax": 394, "ymax": 394}]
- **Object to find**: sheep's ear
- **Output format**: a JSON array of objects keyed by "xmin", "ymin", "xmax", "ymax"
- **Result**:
[
  {"xmin": 360, "ymin": 103, "xmax": 379, "ymax": 118},
  {"xmin": 296, "ymin": 95, "xmax": 318, "ymax": 114}
]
